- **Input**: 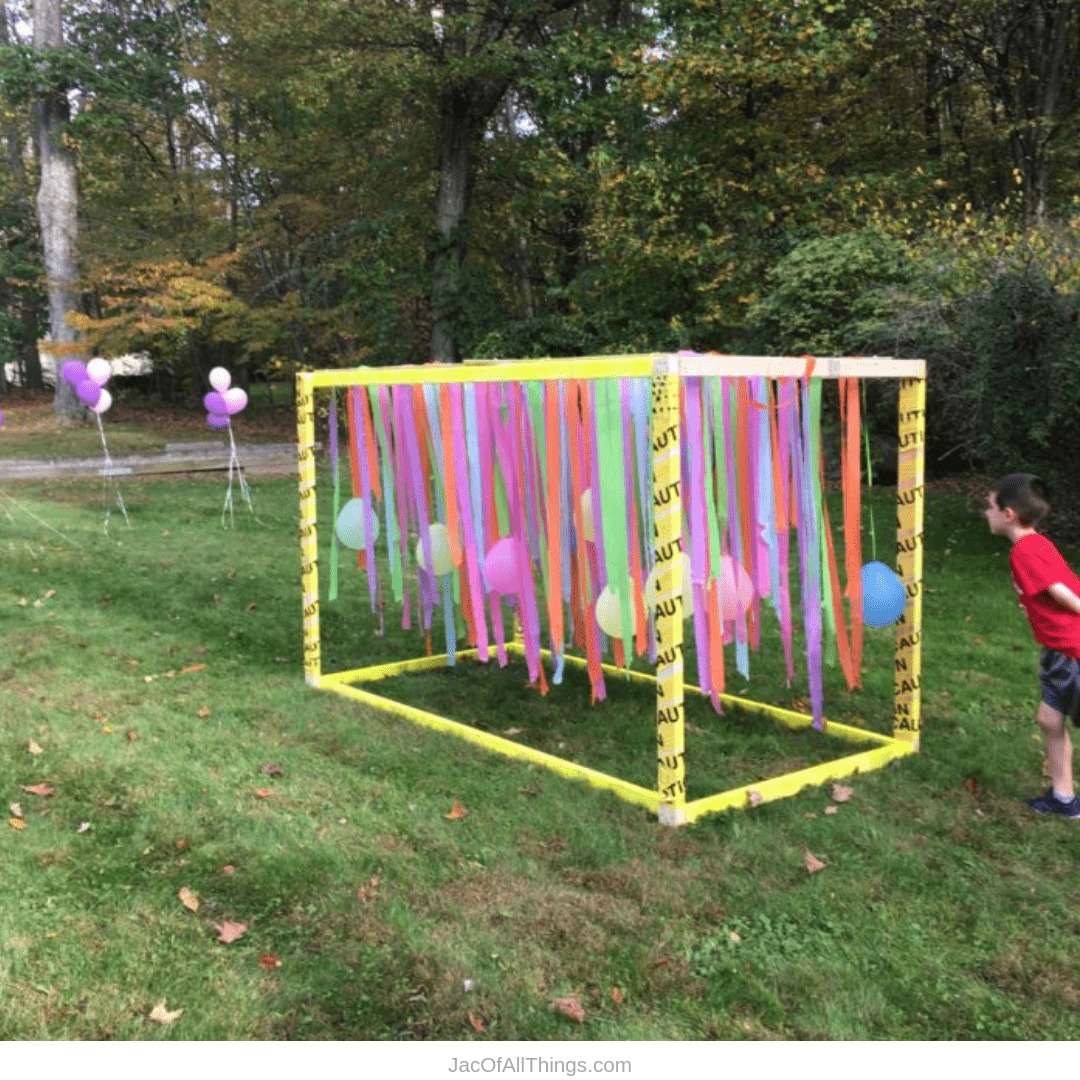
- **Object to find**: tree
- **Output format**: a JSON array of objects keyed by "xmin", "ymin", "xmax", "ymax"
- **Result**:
[{"xmin": 32, "ymin": 0, "xmax": 80, "ymax": 414}]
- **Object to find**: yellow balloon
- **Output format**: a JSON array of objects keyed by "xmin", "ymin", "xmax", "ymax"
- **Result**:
[
  {"xmin": 595, "ymin": 585, "xmax": 636, "ymax": 639},
  {"xmin": 580, "ymin": 489, "xmax": 596, "ymax": 542},
  {"xmin": 416, "ymin": 522, "xmax": 455, "ymax": 576},
  {"xmin": 644, "ymin": 553, "xmax": 694, "ymax": 618}
]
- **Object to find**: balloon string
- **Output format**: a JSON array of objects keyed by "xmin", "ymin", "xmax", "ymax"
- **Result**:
[
  {"xmin": 95, "ymin": 412, "xmax": 129, "ymax": 531},
  {"xmin": 221, "ymin": 422, "xmax": 257, "ymax": 528},
  {"xmin": 861, "ymin": 381, "xmax": 876, "ymax": 562}
]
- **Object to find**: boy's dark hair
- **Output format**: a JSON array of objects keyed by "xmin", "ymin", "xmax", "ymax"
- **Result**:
[{"xmin": 992, "ymin": 473, "xmax": 1050, "ymax": 527}]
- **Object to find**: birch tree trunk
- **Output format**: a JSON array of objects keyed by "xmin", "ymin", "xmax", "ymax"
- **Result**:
[{"xmin": 33, "ymin": 0, "xmax": 81, "ymax": 415}]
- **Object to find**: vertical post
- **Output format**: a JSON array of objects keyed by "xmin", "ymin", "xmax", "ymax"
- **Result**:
[
  {"xmin": 651, "ymin": 357, "xmax": 686, "ymax": 825},
  {"xmin": 893, "ymin": 376, "xmax": 925, "ymax": 747},
  {"xmin": 297, "ymin": 372, "xmax": 321, "ymax": 687}
]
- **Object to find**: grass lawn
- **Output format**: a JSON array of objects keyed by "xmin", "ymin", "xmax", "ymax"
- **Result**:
[{"xmin": 1, "ymin": 433, "xmax": 1079, "ymax": 1045}]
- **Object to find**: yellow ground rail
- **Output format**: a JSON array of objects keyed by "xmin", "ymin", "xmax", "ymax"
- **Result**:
[{"xmin": 298, "ymin": 353, "xmax": 926, "ymax": 825}]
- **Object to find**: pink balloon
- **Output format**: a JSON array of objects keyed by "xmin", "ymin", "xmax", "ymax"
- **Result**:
[
  {"xmin": 223, "ymin": 387, "xmax": 247, "ymax": 415},
  {"xmin": 204, "ymin": 391, "xmax": 227, "ymax": 414},
  {"xmin": 484, "ymin": 537, "xmax": 523, "ymax": 594},
  {"xmin": 207, "ymin": 413, "xmax": 230, "ymax": 430},
  {"xmin": 719, "ymin": 554, "xmax": 755, "ymax": 622},
  {"xmin": 61, "ymin": 360, "xmax": 88, "ymax": 387},
  {"xmin": 76, "ymin": 378, "xmax": 102, "ymax": 407}
]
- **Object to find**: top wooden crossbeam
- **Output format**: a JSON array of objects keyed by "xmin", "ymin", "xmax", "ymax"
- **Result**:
[{"xmin": 305, "ymin": 355, "xmax": 925, "ymax": 388}]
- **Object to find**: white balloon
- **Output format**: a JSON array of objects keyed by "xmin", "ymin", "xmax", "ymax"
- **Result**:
[
  {"xmin": 223, "ymin": 387, "xmax": 248, "ymax": 415},
  {"xmin": 644, "ymin": 553, "xmax": 694, "ymax": 618},
  {"xmin": 91, "ymin": 388, "xmax": 113, "ymax": 414},
  {"xmin": 86, "ymin": 357, "xmax": 112, "ymax": 387},
  {"xmin": 209, "ymin": 366, "xmax": 232, "ymax": 392},
  {"xmin": 595, "ymin": 585, "xmax": 636, "ymax": 639}
]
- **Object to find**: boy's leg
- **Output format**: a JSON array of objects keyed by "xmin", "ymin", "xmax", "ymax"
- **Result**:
[{"xmin": 1037, "ymin": 700, "xmax": 1073, "ymax": 797}]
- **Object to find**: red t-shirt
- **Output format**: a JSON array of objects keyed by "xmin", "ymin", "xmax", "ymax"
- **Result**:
[{"xmin": 1010, "ymin": 533, "xmax": 1080, "ymax": 659}]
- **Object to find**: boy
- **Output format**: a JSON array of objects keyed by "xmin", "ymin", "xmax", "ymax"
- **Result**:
[{"xmin": 985, "ymin": 474, "xmax": 1080, "ymax": 817}]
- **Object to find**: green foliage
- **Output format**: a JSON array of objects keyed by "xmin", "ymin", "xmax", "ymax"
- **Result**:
[
  {"xmin": 749, "ymin": 228, "xmax": 913, "ymax": 355},
  {"xmin": 961, "ymin": 269, "xmax": 1080, "ymax": 492}
]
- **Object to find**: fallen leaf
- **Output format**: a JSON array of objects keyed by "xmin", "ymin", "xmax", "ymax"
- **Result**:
[
  {"xmin": 552, "ymin": 996, "xmax": 585, "ymax": 1024},
  {"xmin": 100, "ymin": 724, "xmax": 114, "ymax": 735},
  {"xmin": 126, "ymin": 730, "xmax": 139, "ymax": 741},
  {"xmin": 964, "ymin": 777, "xmax": 979, "ymax": 794},
  {"xmin": 175, "ymin": 838, "xmax": 189, "ymax": 850},
  {"xmin": 746, "ymin": 789, "xmax": 763, "ymax": 808},
  {"xmin": 258, "ymin": 954, "xmax": 280, "ymax": 971},
  {"xmin": 77, "ymin": 822, "xmax": 91, "ymax": 833},
  {"xmin": 193, "ymin": 646, "xmax": 208, "ymax": 655},
  {"xmin": 804, "ymin": 811, "xmax": 817, "ymax": 819},
  {"xmin": 610, "ymin": 986, "xmax": 624, "ymax": 1005},
  {"xmin": 23, "ymin": 783, "xmax": 54, "ymax": 797},
  {"xmin": 823, "ymin": 805, "xmax": 838, "ymax": 815},
  {"xmin": 8, "ymin": 818, "xmax": 25, "ymax": 830},
  {"xmin": 214, "ymin": 921, "xmax": 247, "ymax": 944},
  {"xmin": 503, "ymin": 727, "xmax": 523, "ymax": 736},
  {"xmin": 831, "ymin": 784, "xmax": 854, "ymax": 803},
  {"xmin": 972, "ymin": 636, "xmax": 984, "ymax": 646},
  {"xmin": 965, "ymin": 614, "xmax": 974, "ymax": 622},
  {"xmin": 260, "ymin": 763, "xmax": 284, "ymax": 776},
  {"xmin": 178, "ymin": 886, "xmax": 199, "ymax": 912},
  {"xmin": 196, "ymin": 707, "xmax": 211, "ymax": 719},
  {"xmin": 357, "ymin": 875, "xmax": 381, "ymax": 903},
  {"xmin": 180, "ymin": 663, "xmax": 206, "ymax": 674},
  {"xmin": 246, "ymin": 603, "xmax": 257, "ymax": 613},
  {"xmin": 222, "ymin": 865, "xmax": 235, "ymax": 874},
  {"xmin": 254, "ymin": 788, "xmax": 272, "ymax": 799},
  {"xmin": 9, "ymin": 802, "xmax": 22, "ymax": 818},
  {"xmin": 468, "ymin": 1011, "xmax": 489, "ymax": 1032},
  {"xmin": 728, "ymin": 930, "xmax": 742, "ymax": 943},
  {"xmin": 147, "ymin": 1001, "xmax": 183, "ymax": 1024},
  {"xmin": 444, "ymin": 797, "xmax": 468, "ymax": 821},
  {"xmin": 28, "ymin": 740, "xmax": 43, "ymax": 755},
  {"xmin": 803, "ymin": 849, "xmax": 827, "ymax": 874}
]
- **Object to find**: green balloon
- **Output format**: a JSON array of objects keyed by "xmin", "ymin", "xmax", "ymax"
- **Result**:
[{"xmin": 335, "ymin": 498, "xmax": 380, "ymax": 549}]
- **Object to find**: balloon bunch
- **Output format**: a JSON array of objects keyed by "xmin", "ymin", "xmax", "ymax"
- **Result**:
[
  {"xmin": 62, "ymin": 357, "xmax": 115, "ymax": 415},
  {"xmin": 203, "ymin": 366, "xmax": 248, "ymax": 429},
  {"xmin": 203, "ymin": 366, "xmax": 254, "ymax": 527},
  {"xmin": 61, "ymin": 356, "xmax": 128, "ymax": 528}
]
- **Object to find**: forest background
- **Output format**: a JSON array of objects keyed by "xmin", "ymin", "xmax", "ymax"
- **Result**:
[{"xmin": 2, "ymin": 0, "xmax": 1080, "ymax": 523}]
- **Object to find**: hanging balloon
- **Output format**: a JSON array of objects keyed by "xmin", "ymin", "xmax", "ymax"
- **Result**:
[
  {"xmin": 76, "ymin": 379, "xmax": 102, "ymax": 408},
  {"xmin": 719, "ymin": 554, "xmax": 755, "ymax": 623},
  {"xmin": 91, "ymin": 388, "xmax": 113, "ymax": 415},
  {"xmin": 86, "ymin": 357, "xmax": 112, "ymax": 387},
  {"xmin": 61, "ymin": 360, "xmax": 89, "ymax": 387},
  {"xmin": 416, "ymin": 522, "xmax": 456, "ymax": 576},
  {"xmin": 861, "ymin": 561, "xmax": 907, "ymax": 627},
  {"xmin": 580, "ymin": 489, "xmax": 596, "ymax": 543},
  {"xmin": 595, "ymin": 585, "xmax": 636, "ymax": 639},
  {"xmin": 644, "ymin": 553, "xmax": 694, "ymax": 618},
  {"xmin": 484, "ymin": 536, "xmax": 523, "ymax": 594},
  {"xmin": 223, "ymin": 387, "xmax": 248, "ymax": 415},
  {"xmin": 204, "ymin": 391, "xmax": 227, "ymax": 414},
  {"xmin": 207, "ymin": 413, "xmax": 231, "ymax": 430},
  {"xmin": 335, "ymin": 497, "xmax": 380, "ymax": 550},
  {"xmin": 209, "ymin": 366, "xmax": 232, "ymax": 393}
]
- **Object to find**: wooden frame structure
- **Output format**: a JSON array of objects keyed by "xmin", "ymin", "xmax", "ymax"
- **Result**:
[{"xmin": 296, "ymin": 354, "xmax": 925, "ymax": 825}]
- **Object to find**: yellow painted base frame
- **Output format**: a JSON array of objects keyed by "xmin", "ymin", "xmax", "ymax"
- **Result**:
[{"xmin": 314, "ymin": 645, "xmax": 915, "ymax": 826}]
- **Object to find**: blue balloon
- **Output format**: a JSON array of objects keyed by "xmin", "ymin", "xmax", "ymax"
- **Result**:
[{"xmin": 861, "ymin": 561, "xmax": 907, "ymax": 628}]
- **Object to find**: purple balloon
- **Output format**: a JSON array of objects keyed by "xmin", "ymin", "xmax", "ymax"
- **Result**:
[
  {"xmin": 76, "ymin": 379, "xmax": 102, "ymax": 407},
  {"xmin": 62, "ymin": 360, "xmax": 89, "ymax": 387},
  {"xmin": 0, "ymin": 407, "xmax": 4, "ymax": 430},
  {"xmin": 207, "ymin": 413, "xmax": 231, "ymax": 430},
  {"xmin": 204, "ymin": 391, "xmax": 227, "ymax": 414}
]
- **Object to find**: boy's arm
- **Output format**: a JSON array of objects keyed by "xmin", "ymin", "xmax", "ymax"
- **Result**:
[{"xmin": 1047, "ymin": 582, "xmax": 1080, "ymax": 616}]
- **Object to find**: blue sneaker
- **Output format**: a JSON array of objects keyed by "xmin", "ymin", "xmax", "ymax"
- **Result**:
[{"xmin": 1027, "ymin": 789, "xmax": 1080, "ymax": 818}]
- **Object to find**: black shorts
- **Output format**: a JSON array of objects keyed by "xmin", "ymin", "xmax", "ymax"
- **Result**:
[{"xmin": 1039, "ymin": 647, "xmax": 1080, "ymax": 725}]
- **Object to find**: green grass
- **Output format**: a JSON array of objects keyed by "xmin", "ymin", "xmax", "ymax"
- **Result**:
[{"xmin": 2, "ymin": 469, "xmax": 1079, "ymax": 1042}]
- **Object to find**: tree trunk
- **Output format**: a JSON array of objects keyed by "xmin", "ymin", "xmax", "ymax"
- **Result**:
[{"xmin": 33, "ymin": 0, "xmax": 81, "ymax": 415}]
